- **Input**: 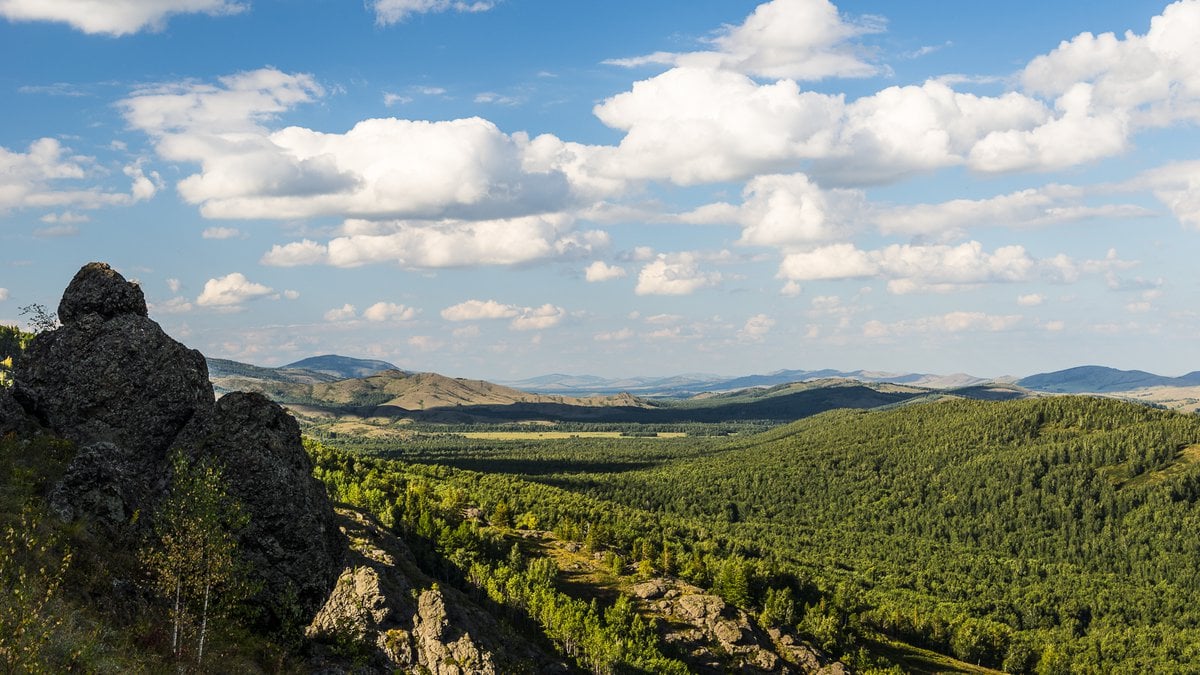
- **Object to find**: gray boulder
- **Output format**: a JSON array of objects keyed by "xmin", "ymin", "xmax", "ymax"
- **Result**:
[
  {"xmin": 175, "ymin": 391, "xmax": 345, "ymax": 629},
  {"xmin": 12, "ymin": 263, "xmax": 212, "ymax": 523}
]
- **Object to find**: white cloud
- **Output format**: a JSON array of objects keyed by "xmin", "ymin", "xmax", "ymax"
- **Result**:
[
  {"xmin": 1022, "ymin": 1, "xmax": 1200, "ymax": 128},
  {"xmin": 1139, "ymin": 160, "xmax": 1200, "ymax": 227},
  {"xmin": 1017, "ymin": 293, "xmax": 1044, "ymax": 306},
  {"xmin": 363, "ymin": 301, "xmax": 416, "ymax": 322},
  {"xmin": 324, "ymin": 304, "xmax": 358, "ymax": 322},
  {"xmin": 282, "ymin": 289, "xmax": 300, "ymax": 300},
  {"xmin": 319, "ymin": 215, "xmax": 604, "ymax": 269},
  {"xmin": 371, "ymin": 0, "xmax": 495, "ymax": 25},
  {"xmin": 383, "ymin": 93, "xmax": 412, "ymax": 107},
  {"xmin": 440, "ymin": 299, "xmax": 564, "ymax": 331},
  {"xmin": 875, "ymin": 185, "xmax": 1152, "ymax": 236},
  {"xmin": 606, "ymin": 0, "xmax": 882, "ymax": 81},
  {"xmin": 511, "ymin": 304, "xmax": 565, "ymax": 331},
  {"xmin": 196, "ymin": 272, "xmax": 274, "ymax": 307},
  {"xmin": 0, "ymin": 288, "xmax": 8, "ymax": 302},
  {"xmin": 39, "ymin": 211, "xmax": 88, "ymax": 223},
  {"xmin": 738, "ymin": 313, "xmax": 776, "ymax": 342},
  {"xmin": 201, "ymin": 226, "xmax": 243, "ymax": 240},
  {"xmin": 595, "ymin": 328, "xmax": 633, "ymax": 342},
  {"xmin": 0, "ymin": 138, "xmax": 156, "ymax": 213},
  {"xmin": 408, "ymin": 335, "xmax": 444, "ymax": 351},
  {"xmin": 780, "ymin": 280, "xmax": 803, "ymax": 296},
  {"xmin": 0, "ymin": 0, "xmax": 245, "ymax": 36},
  {"xmin": 778, "ymin": 240, "xmax": 1128, "ymax": 293},
  {"xmin": 32, "ymin": 224, "xmax": 79, "ymax": 238},
  {"xmin": 153, "ymin": 296, "xmax": 194, "ymax": 314},
  {"xmin": 635, "ymin": 252, "xmax": 723, "ymax": 295},
  {"xmin": 864, "ymin": 311, "xmax": 1023, "ymax": 338},
  {"xmin": 441, "ymin": 299, "xmax": 521, "ymax": 322},
  {"xmin": 585, "ymin": 261, "xmax": 626, "ymax": 282},
  {"xmin": 260, "ymin": 239, "xmax": 328, "ymax": 267},
  {"xmin": 121, "ymin": 69, "xmax": 574, "ymax": 222},
  {"xmin": 1043, "ymin": 320, "xmax": 1066, "ymax": 332},
  {"xmin": 725, "ymin": 173, "xmax": 864, "ymax": 246},
  {"xmin": 166, "ymin": 278, "xmax": 182, "ymax": 293}
]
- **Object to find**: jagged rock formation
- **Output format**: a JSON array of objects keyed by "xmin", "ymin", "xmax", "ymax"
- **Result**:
[
  {"xmin": 8, "ymin": 262, "xmax": 344, "ymax": 630},
  {"xmin": 173, "ymin": 391, "xmax": 344, "ymax": 627},
  {"xmin": 632, "ymin": 578, "xmax": 847, "ymax": 674},
  {"xmin": 14, "ymin": 263, "xmax": 213, "ymax": 465},
  {"xmin": 308, "ymin": 508, "xmax": 569, "ymax": 674}
]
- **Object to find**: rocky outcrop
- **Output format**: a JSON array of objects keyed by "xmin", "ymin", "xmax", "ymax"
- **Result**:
[
  {"xmin": 12, "ymin": 263, "xmax": 212, "ymax": 525},
  {"xmin": 173, "ymin": 391, "xmax": 344, "ymax": 628},
  {"xmin": 308, "ymin": 507, "xmax": 568, "ymax": 674},
  {"xmin": 632, "ymin": 577, "xmax": 846, "ymax": 674},
  {"xmin": 0, "ymin": 386, "xmax": 39, "ymax": 437},
  {"xmin": 9, "ymin": 262, "xmax": 344, "ymax": 630}
]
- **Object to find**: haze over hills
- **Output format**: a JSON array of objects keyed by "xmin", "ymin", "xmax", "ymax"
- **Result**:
[
  {"xmin": 501, "ymin": 368, "xmax": 996, "ymax": 397},
  {"xmin": 282, "ymin": 354, "xmax": 402, "ymax": 380}
]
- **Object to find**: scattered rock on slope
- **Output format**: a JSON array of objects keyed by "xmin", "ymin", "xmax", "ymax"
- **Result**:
[{"xmin": 309, "ymin": 507, "xmax": 569, "ymax": 674}]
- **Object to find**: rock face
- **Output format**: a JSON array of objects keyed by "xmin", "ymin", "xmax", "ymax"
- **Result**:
[
  {"xmin": 14, "ymin": 263, "xmax": 211, "ymax": 455},
  {"xmin": 174, "ymin": 392, "xmax": 344, "ymax": 627},
  {"xmin": 9, "ymin": 261, "xmax": 344, "ymax": 630},
  {"xmin": 632, "ymin": 577, "xmax": 846, "ymax": 674},
  {"xmin": 308, "ymin": 508, "xmax": 568, "ymax": 674}
]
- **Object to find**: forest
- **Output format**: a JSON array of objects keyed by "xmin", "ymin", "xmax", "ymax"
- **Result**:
[{"xmin": 318, "ymin": 395, "xmax": 1200, "ymax": 672}]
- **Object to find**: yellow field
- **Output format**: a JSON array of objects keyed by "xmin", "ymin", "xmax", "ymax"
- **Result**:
[{"xmin": 454, "ymin": 431, "xmax": 687, "ymax": 440}]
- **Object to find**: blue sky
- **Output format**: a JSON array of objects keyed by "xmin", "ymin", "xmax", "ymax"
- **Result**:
[{"xmin": 1, "ymin": 0, "xmax": 1197, "ymax": 380}]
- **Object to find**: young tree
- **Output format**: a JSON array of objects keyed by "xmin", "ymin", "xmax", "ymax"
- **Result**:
[{"xmin": 142, "ymin": 453, "xmax": 246, "ymax": 666}]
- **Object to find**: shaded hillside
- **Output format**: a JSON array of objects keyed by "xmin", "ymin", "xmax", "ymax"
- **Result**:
[
  {"xmin": 1018, "ymin": 365, "xmax": 1197, "ymax": 392},
  {"xmin": 547, "ymin": 396, "xmax": 1200, "ymax": 671}
]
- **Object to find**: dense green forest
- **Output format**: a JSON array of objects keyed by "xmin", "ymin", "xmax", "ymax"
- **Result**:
[{"xmin": 325, "ymin": 396, "xmax": 1200, "ymax": 672}]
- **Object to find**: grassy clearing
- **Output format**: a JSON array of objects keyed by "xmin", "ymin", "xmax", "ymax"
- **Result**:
[
  {"xmin": 1122, "ymin": 443, "xmax": 1200, "ymax": 490},
  {"xmin": 454, "ymin": 431, "xmax": 687, "ymax": 440}
]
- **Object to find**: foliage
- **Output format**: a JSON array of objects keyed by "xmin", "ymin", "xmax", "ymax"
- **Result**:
[
  {"xmin": 18, "ymin": 304, "xmax": 58, "ymax": 334},
  {"xmin": 142, "ymin": 452, "xmax": 249, "ymax": 667}
]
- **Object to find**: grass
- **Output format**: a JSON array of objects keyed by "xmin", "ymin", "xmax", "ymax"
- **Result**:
[{"xmin": 454, "ymin": 431, "xmax": 687, "ymax": 440}]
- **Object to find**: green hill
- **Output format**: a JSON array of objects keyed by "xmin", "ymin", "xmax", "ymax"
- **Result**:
[{"xmin": 535, "ymin": 396, "xmax": 1200, "ymax": 671}]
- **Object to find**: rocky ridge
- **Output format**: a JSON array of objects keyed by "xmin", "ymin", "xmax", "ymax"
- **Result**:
[{"xmin": 6, "ymin": 262, "xmax": 344, "ymax": 629}]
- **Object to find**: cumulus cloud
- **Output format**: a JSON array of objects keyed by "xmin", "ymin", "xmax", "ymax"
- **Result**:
[
  {"xmin": 408, "ymin": 335, "xmax": 444, "ymax": 351},
  {"xmin": 594, "ymin": 328, "xmax": 633, "ymax": 341},
  {"xmin": 864, "ymin": 311, "xmax": 1023, "ymax": 338},
  {"xmin": 0, "ymin": 138, "xmax": 157, "ymax": 213},
  {"xmin": 606, "ymin": 0, "xmax": 882, "ymax": 81},
  {"xmin": 263, "ymin": 216, "xmax": 606, "ymax": 269},
  {"xmin": 1022, "ymin": 1, "xmax": 1200, "ymax": 128},
  {"xmin": 121, "ymin": 69, "xmax": 573, "ymax": 222},
  {"xmin": 635, "ymin": 252, "xmax": 723, "ymax": 295},
  {"xmin": 261, "ymin": 239, "xmax": 328, "ymax": 266},
  {"xmin": 0, "ymin": 0, "xmax": 245, "ymax": 36},
  {"xmin": 510, "ymin": 304, "xmax": 565, "ymax": 331},
  {"xmin": 441, "ymin": 299, "xmax": 521, "ymax": 322},
  {"xmin": 166, "ymin": 278, "xmax": 182, "ymax": 293},
  {"xmin": 0, "ymin": 288, "xmax": 8, "ymax": 302},
  {"xmin": 1017, "ymin": 293, "xmax": 1044, "ymax": 306},
  {"xmin": 680, "ymin": 173, "xmax": 864, "ymax": 245},
  {"xmin": 196, "ymin": 272, "xmax": 274, "ymax": 307},
  {"xmin": 39, "ymin": 211, "xmax": 88, "ymax": 224},
  {"xmin": 153, "ymin": 297, "xmax": 194, "ymax": 314},
  {"xmin": 363, "ymin": 301, "xmax": 416, "ymax": 322},
  {"xmin": 371, "ymin": 0, "xmax": 495, "ymax": 25},
  {"xmin": 324, "ymin": 304, "xmax": 358, "ymax": 322},
  {"xmin": 876, "ymin": 184, "xmax": 1152, "ymax": 236},
  {"xmin": 201, "ymin": 226, "xmax": 243, "ymax": 240},
  {"xmin": 441, "ymin": 299, "xmax": 564, "ymax": 331},
  {"xmin": 1138, "ymin": 160, "xmax": 1200, "ymax": 228},
  {"xmin": 777, "ymin": 240, "xmax": 1112, "ymax": 293},
  {"xmin": 331, "ymin": 215, "xmax": 603, "ymax": 268},
  {"xmin": 737, "ymin": 313, "xmax": 776, "ymax": 342},
  {"xmin": 584, "ymin": 261, "xmax": 626, "ymax": 282}
]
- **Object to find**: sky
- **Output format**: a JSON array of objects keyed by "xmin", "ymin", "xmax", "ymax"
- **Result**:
[{"xmin": 1, "ymin": 0, "xmax": 1198, "ymax": 380}]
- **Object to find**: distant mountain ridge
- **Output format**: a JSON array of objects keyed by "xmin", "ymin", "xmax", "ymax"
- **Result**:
[
  {"xmin": 1018, "ymin": 365, "xmax": 1200, "ymax": 393},
  {"xmin": 282, "ymin": 354, "xmax": 402, "ymax": 380},
  {"xmin": 500, "ymin": 368, "xmax": 991, "ymax": 397}
]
